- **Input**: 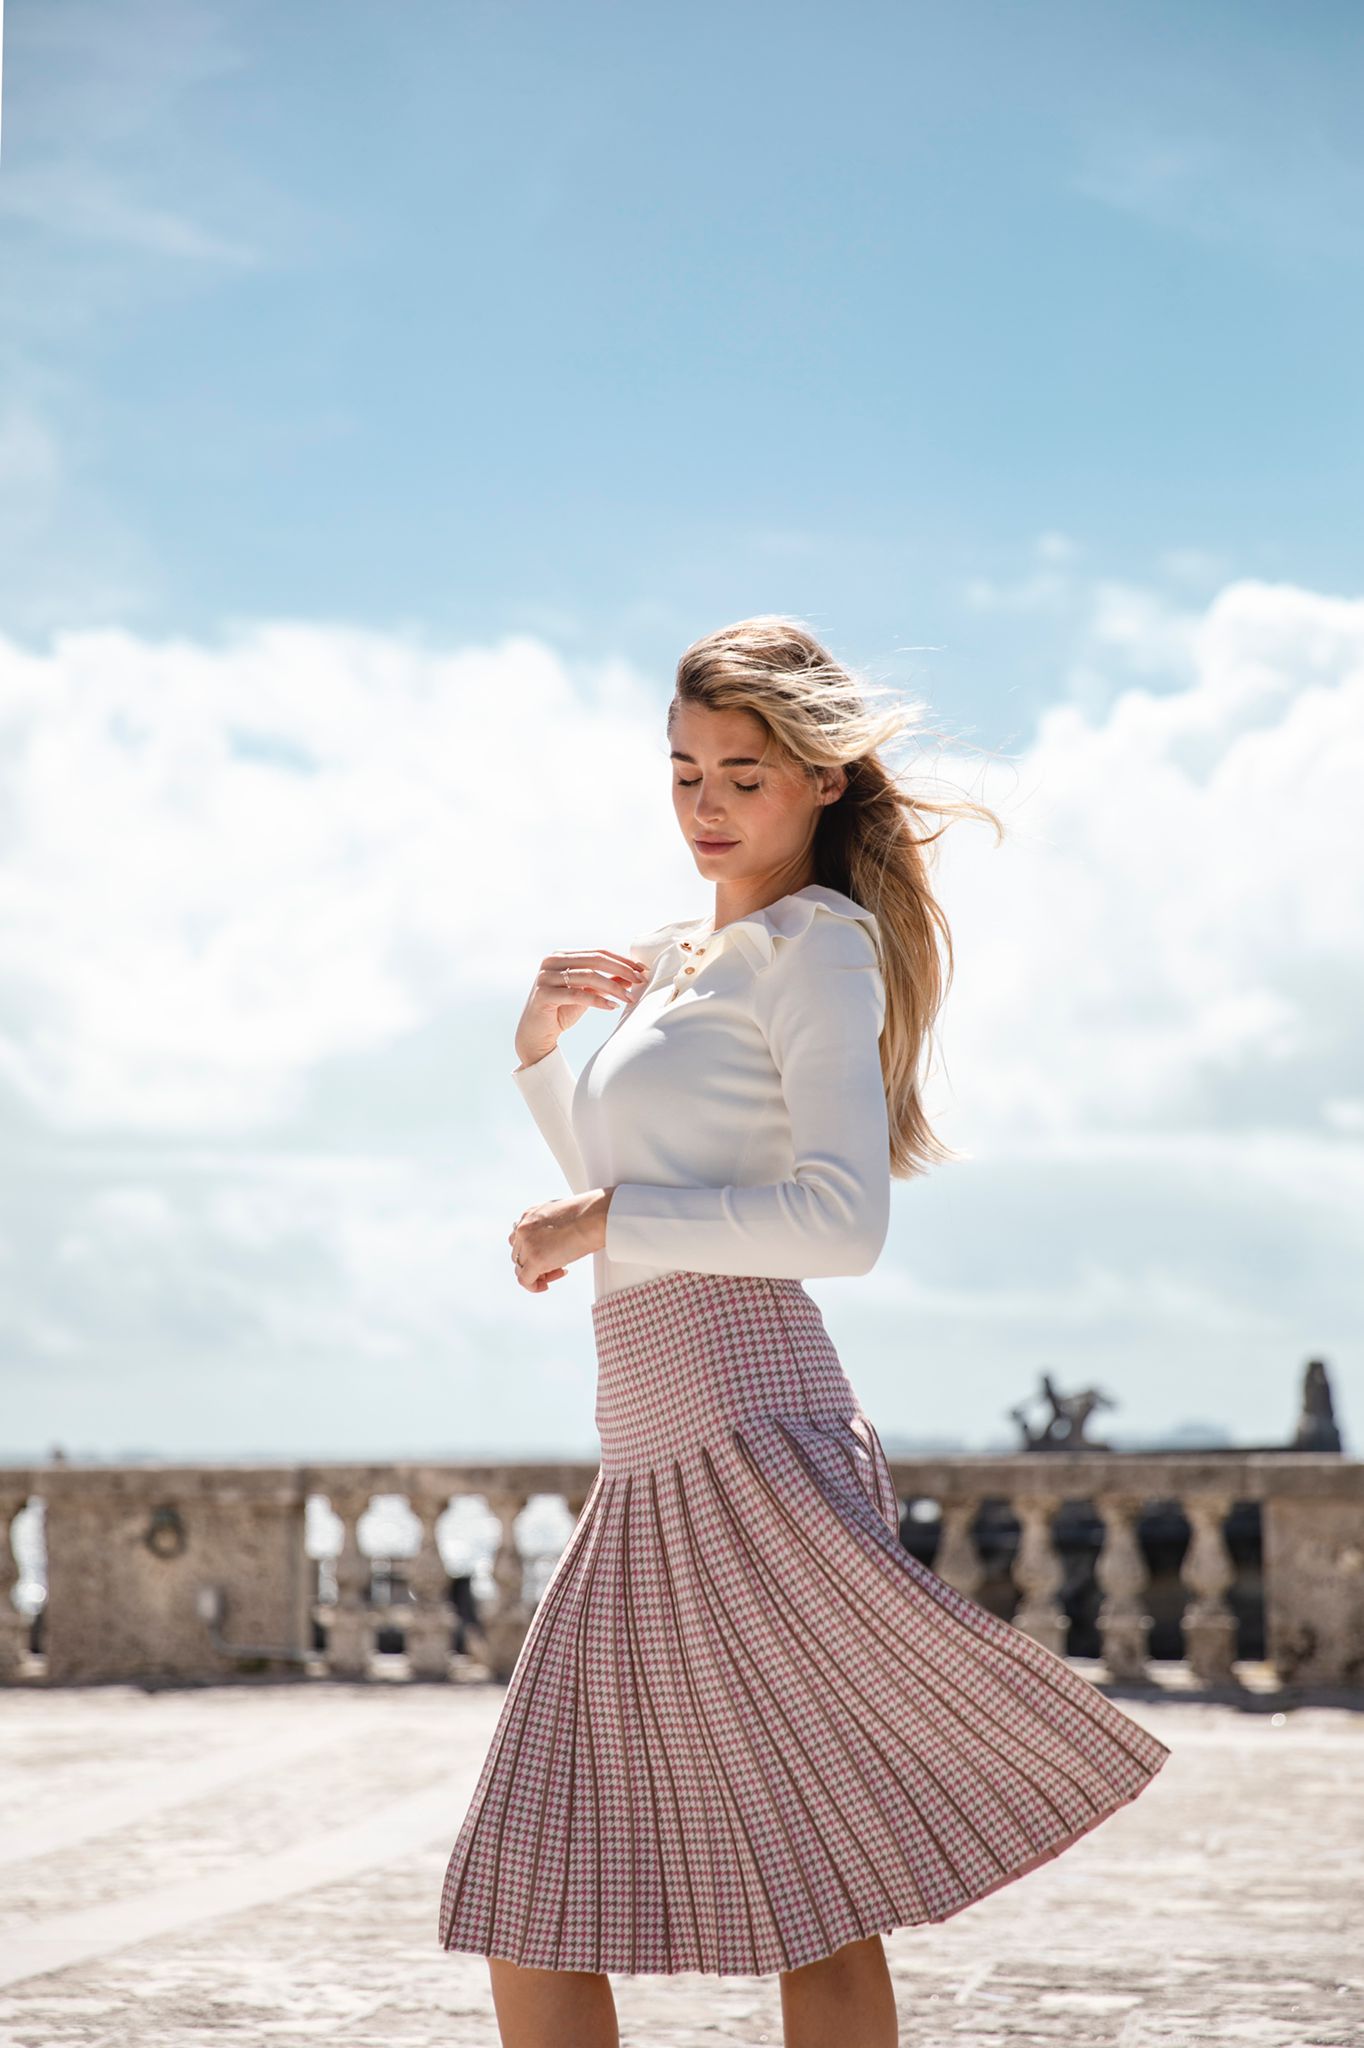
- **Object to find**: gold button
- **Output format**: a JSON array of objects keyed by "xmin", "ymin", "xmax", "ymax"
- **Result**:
[{"xmin": 684, "ymin": 965, "xmax": 695, "ymax": 974}]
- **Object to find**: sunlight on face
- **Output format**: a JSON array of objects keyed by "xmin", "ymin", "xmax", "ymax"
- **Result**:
[{"xmin": 667, "ymin": 700, "xmax": 841, "ymax": 897}]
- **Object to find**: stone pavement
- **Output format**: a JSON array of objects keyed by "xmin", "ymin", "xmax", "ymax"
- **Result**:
[{"xmin": 0, "ymin": 1677, "xmax": 1359, "ymax": 2047}]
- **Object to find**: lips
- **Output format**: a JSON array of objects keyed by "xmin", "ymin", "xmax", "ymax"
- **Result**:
[{"xmin": 696, "ymin": 838, "xmax": 737, "ymax": 851}]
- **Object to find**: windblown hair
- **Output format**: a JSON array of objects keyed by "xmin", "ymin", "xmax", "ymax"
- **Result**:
[{"xmin": 671, "ymin": 615, "xmax": 1004, "ymax": 1179}]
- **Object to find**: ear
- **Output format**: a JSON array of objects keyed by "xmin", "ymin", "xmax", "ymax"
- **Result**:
[{"xmin": 816, "ymin": 763, "xmax": 849, "ymax": 806}]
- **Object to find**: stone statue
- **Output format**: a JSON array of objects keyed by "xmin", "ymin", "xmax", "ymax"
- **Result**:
[
  {"xmin": 1010, "ymin": 1373, "xmax": 1116, "ymax": 1452},
  {"xmin": 1292, "ymin": 1358, "xmax": 1343, "ymax": 1453}
]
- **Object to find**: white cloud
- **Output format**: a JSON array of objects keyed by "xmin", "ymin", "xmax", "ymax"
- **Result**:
[
  {"xmin": 1085, "ymin": 579, "xmax": 1200, "ymax": 678},
  {"xmin": 1158, "ymin": 547, "xmax": 1231, "ymax": 590},
  {"xmin": 0, "ymin": 0, "xmax": 264, "ymax": 268},
  {"xmin": 1324, "ymin": 1097, "xmax": 1364, "ymax": 1135},
  {"xmin": 0, "ymin": 622, "xmax": 681, "ymax": 1134},
  {"xmin": 934, "ymin": 578, "xmax": 1364, "ymax": 1146},
  {"xmin": 0, "ymin": 578, "xmax": 1359, "ymax": 1457},
  {"xmin": 0, "ymin": 405, "xmax": 63, "ymax": 519},
  {"xmin": 961, "ymin": 530, "xmax": 1082, "ymax": 614},
  {"xmin": 0, "ymin": 2, "xmax": 322, "ymax": 634},
  {"xmin": 0, "ymin": 163, "xmax": 262, "ymax": 265},
  {"xmin": 1072, "ymin": 124, "xmax": 1364, "ymax": 268},
  {"xmin": 0, "ymin": 402, "xmax": 161, "ymax": 636}
]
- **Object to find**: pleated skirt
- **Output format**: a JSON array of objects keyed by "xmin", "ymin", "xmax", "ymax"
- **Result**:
[{"xmin": 437, "ymin": 1269, "xmax": 1171, "ymax": 1978}]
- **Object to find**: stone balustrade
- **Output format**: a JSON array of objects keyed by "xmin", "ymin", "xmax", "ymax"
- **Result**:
[{"xmin": 2, "ymin": 1452, "xmax": 1360, "ymax": 1690}]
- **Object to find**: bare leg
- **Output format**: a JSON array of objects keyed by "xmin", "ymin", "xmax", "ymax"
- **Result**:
[
  {"xmin": 780, "ymin": 1934, "xmax": 898, "ymax": 2048},
  {"xmin": 487, "ymin": 1958, "xmax": 619, "ymax": 2048}
]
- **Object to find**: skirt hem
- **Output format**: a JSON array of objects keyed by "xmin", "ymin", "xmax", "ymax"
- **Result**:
[
  {"xmin": 437, "ymin": 1271, "xmax": 1172, "ymax": 1981},
  {"xmin": 439, "ymin": 1733, "xmax": 1170, "ymax": 1979}
]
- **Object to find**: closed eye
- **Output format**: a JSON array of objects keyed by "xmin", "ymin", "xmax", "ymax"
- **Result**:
[{"xmin": 676, "ymin": 777, "xmax": 760, "ymax": 792}]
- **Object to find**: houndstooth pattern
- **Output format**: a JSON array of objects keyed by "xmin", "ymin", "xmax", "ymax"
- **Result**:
[
  {"xmin": 592, "ymin": 1270, "xmax": 883, "ymax": 1481},
  {"xmin": 437, "ymin": 1268, "xmax": 1171, "ymax": 1978}
]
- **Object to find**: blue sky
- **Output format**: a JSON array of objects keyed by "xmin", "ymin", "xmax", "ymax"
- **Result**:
[{"xmin": 0, "ymin": 0, "xmax": 1361, "ymax": 1463}]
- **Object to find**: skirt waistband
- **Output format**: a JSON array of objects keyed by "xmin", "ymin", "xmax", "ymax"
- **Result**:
[{"xmin": 590, "ymin": 1270, "xmax": 860, "ymax": 1475}]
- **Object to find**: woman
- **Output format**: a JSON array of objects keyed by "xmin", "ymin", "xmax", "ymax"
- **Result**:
[{"xmin": 439, "ymin": 618, "xmax": 1170, "ymax": 2047}]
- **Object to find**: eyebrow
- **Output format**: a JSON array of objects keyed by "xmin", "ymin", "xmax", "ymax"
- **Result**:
[{"xmin": 670, "ymin": 749, "xmax": 763, "ymax": 767}]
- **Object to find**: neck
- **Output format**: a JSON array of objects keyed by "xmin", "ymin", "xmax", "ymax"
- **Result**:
[{"xmin": 712, "ymin": 870, "xmax": 817, "ymax": 933}]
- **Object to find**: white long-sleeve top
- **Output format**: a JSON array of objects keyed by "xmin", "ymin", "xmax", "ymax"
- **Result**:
[{"xmin": 511, "ymin": 882, "xmax": 891, "ymax": 1299}]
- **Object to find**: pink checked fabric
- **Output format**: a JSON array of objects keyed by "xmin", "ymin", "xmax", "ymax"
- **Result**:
[{"xmin": 438, "ymin": 1270, "xmax": 1171, "ymax": 1977}]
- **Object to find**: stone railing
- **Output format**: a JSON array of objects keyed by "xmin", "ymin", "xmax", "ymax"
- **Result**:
[{"xmin": 2, "ymin": 1453, "xmax": 1360, "ymax": 1690}]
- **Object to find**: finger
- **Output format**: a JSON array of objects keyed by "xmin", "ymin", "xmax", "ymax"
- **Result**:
[
  {"xmin": 598, "ymin": 950, "xmax": 650, "ymax": 979},
  {"xmin": 541, "ymin": 966, "xmax": 644, "ymax": 1011},
  {"xmin": 569, "ymin": 948, "xmax": 648, "ymax": 977},
  {"xmin": 550, "ymin": 951, "xmax": 649, "ymax": 987},
  {"xmin": 545, "ymin": 964, "xmax": 643, "ymax": 994}
]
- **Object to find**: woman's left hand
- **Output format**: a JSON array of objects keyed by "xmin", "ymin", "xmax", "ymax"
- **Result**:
[{"xmin": 509, "ymin": 1188, "xmax": 614, "ymax": 1291}]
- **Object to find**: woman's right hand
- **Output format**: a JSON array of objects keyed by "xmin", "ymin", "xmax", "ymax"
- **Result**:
[{"xmin": 513, "ymin": 947, "xmax": 650, "ymax": 1070}]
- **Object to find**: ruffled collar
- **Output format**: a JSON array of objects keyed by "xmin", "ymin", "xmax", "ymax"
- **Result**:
[{"xmin": 630, "ymin": 883, "xmax": 879, "ymax": 975}]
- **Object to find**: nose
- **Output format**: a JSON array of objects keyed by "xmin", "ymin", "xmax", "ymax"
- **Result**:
[{"xmin": 691, "ymin": 784, "xmax": 728, "ymax": 827}]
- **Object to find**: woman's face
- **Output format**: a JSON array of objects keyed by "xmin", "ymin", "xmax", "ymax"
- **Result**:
[{"xmin": 668, "ymin": 700, "xmax": 845, "ymax": 889}]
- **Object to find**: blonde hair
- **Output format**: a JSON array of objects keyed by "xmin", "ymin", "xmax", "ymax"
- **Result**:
[{"xmin": 671, "ymin": 615, "xmax": 1004, "ymax": 1179}]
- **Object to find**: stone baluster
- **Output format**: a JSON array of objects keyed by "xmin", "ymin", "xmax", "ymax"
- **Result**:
[
  {"xmin": 0, "ymin": 1493, "xmax": 28, "ymax": 1681},
  {"xmin": 405, "ymin": 1489, "xmax": 454, "ymax": 1681},
  {"xmin": 1010, "ymin": 1491, "xmax": 1068, "ymax": 1654},
  {"xmin": 1095, "ymin": 1493, "xmax": 1157, "ymax": 1679},
  {"xmin": 1181, "ymin": 1491, "xmax": 1240, "ymax": 1686},
  {"xmin": 932, "ymin": 1499, "xmax": 986, "ymax": 1599},
  {"xmin": 480, "ymin": 1487, "xmax": 532, "ymax": 1683},
  {"xmin": 324, "ymin": 1490, "xmax": 373, "ymax": 1680}
]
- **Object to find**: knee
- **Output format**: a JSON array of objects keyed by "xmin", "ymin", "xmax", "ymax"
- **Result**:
[
  {"xmin": 489, "ymin": 1956, "xmax": 609, "ymax": 1985},
  {"xmin": 487, "ymin": 1954, "xmax": 617, "ymax": 2037},
  {"xmin": 783, "ymin": 1932, "xmax": 884, "ymax": 1983}
]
